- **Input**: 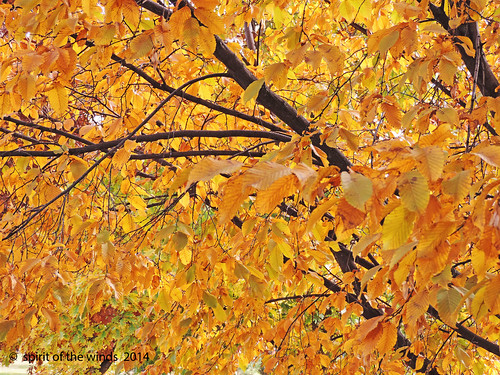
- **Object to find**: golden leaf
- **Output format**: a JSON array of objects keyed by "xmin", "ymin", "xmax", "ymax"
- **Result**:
[
  {"xmin": 472, "ymin": 145, "xmax": 500, "ymax": 168},
  {"xmin": 406, "ymin": 289, "xmax": 429, "ymax": 325},
  {"xmin": 413, "ymin": 146, "xmax": 446, "ymax": 182},
  {"xmin": 194, "ymin": 7, "xmax": 225, "ymax": 35},
  {"xmin": 112, "ymin": 148, "xmax": 131, "ymax": 169},
  {"xmin": 218, "ymin": 175, "xmax": 250, "ymax": 225},
  {"xmin": 242, "ymin": 78, "xmax": 265, "ymax": 104},
  {"xmin": 442, "ymin": 170, "xmax": 471, "ymax": 201},
  {"xmin": 255, "ymin": 174, "xmax": 297, "ymax": 214},
  {"xmin": 69, "ymin": 158, "xmax": 87, "ymax": 180},
  {"xmin": 264, "ymin": 62, "xmax": 288, "ymax": 89},
  {"xmin": 187, "ymin": 158, "xmax": 242, "ymax": 186},
  {"xmin": 398, "ymin": 170, "xmax": 429, "ymax": 213},
  {"xmin": 381, "ymin": 100, "xmax": 402, "ymax": 129},
  {"xmin": 198, "ymin": 26, "xmax": 216, "ymax": 55},
  {"xmin": 382, "ymin": 205, "xmax": 415, "ymax": 249},
  {"xmin": 436, "ymin": 287, "xmax": 461, "ymax": 324},
  {"xmin": 47, "ymin": 82, "xmax": 68, "ymax": 115},
  {"xmin": 341, "ymin": 171, "xmax": 373, "ymax": 210},
  {"xmin": 338, "ymin": 127, "xmax": 359, "ymax": 151},
  {"xmin": 41, "ymin": 307, "xmax": 60, "ymax": 332},
  {"xmin": 129, "ymin": 33, "xmax": 154, "ymax": 59}
]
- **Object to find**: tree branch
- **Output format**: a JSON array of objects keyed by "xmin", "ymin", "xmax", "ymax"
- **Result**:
[
  {"xmin": 0, "ymin": 130, "xmax": 290, "ymax": 158},
  {"xmin": 135, "ymin": 0, "xmax": 352, "ymax": 171}
]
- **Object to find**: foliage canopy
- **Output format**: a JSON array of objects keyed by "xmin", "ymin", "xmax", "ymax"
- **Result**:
[{"xmin": 0, "ymin": 0, "xmax": 499, "ymax": 373}]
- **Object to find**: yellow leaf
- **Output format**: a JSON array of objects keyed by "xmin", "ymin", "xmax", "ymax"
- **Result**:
[
  {"xmin": 442, "ymin": 170, "xmax": 470, "ymax": 200},
  {"xmin": 194, "ymin": 7, "xmax": 225, "ymax": 35},
  {"xmin": 169, "ymin": 6, "xmax": 191, "ymax": 40},
  {"xmin": 376, "ymin": 322, "xmax": 398, "ymax": 355},
  {"xmin": 128, "ymin": 194, "xmax": 147, "ymax": 212},
  {"xmin": 183, "ymin": 17, "xmax": 200, "ymax": 48},
  {"xmin": 124, "ymin": 139, "xmax": 137, "ymax": 152},
  {"xmin": 276, "ymin": 240, "xmax": 294, "ymax": 259},
  {"xmin": 381, "ymin": 101, "xmax": 401, "ymax": 129},
  {"xmin": 484, "ymin": 275, "xmax": 500, "ymax": 314},
  {"xmin": 198, "ymin": 26, "xmax": 216, "ymax": 56},
  {"xmin": 304, "ymin": 50, "xmax": 323, "ymax": 70},
  {"xmin": 307, "ymin": 196, "xmax": 337, "ymax": 234},
  {"xmin": 130, "ymin": 33, "xmax": 154, "ymax": 59},
  {"xmin": 179, "ymin": 247, "xmax": 192, "ymax": 265},
  {"xmin": 18, "ymin": 73, "xmax": 36, "ymax": 101},
  {"xmin": 0, "ymin": 320, "xmax": 15, "ymax": 342},
  {"xmin": 439, "ymin": 59, "xmax": 457, "ymax": 86},
  {"xmin": 338, "ymin": 127, "xmax": 359, "ymax": 151},
  {"xmin": 187, "ymin": 158, "xmax": 242, "ymax": 186},
  {"xmin": 368, "ymin": 28, "xmax": 399, "ymax": 55},
  {"xmin": 406, "ymin": 289, "xmax": 429, "ymax": 324},
  {"xmin": 218, "ymin": 175, "xmax": 250, "ymax": 225},
  {"xmin": 413, "ymin": 146, "xmax": 446, "ymax": 182},
  {"xmin": 242, "ymin": 78, "xmax": 265, "ymax": 104},
  {"xmin": 306, "ymin": 91, "xmax": 329, "ymax": 113},
  {"xmin": 471, "ymin": 286, "xmax": 488, "ymax": 321},
  {"xmin": 456, "ymin": 36, "xmax": 475, "ymax": 57},
  {"xmin": 398, "ymin": 170, "xmax": 429, "ymax": 213},
  {"xmin": 416, "ymin": 222, "xmax": 455, "ymax": 259},
  {"xmin": 341, "ymin": 171, "xmax": 373, "ymax": 210},
  {"xmin": 41, "ymin": 307, "xmax": 60, "ymax": 332},
  {"xmin": 436, "ymin": 287, "xmax": 461, "ymax": 324},
  {"xmin": 0, "ymin": 93, "xmax": 11, "ymax": 116},
  {"xmin": 69, "ymin": 158, "xmax": 87, "ymax": 180},
  {"xmin": 352, "ymin": 233, "xmax": 381, "ymax": 257},
  {"xmin": 213, "ymin": 302, "xmax": 227, "ymax": 322},
  {"xmin": 264, "ymin": 62, "xmax": 288, "ymax": 89},
  {"xmin": 472, "ymin": 145, "xmax": 500, "ymax": 167},
  {"xmin": 255, "ymin": 174, "xmax": 297, "ymax": 214},
  {"xmin": 242, "ymin": 161, "xmax": 291, "ymax": 190},
  {"xmin": 269, "ymin": 244, "xmax": 283, "ymax": 271},
  {"xmin": 157, "ymin": 288, "xmax": 171, "ymax": 311},
  {"xmin": 47, "ymin": 82, "xmax": 68, "ymax": 115},
  {"xmin": 361, "ymin": 265, "xmax": 382, "ymax": 289},
  {"xmin": 437, "ymin": 107, "xmax": 459, "ymax": 126},
  {"xmin": 112, "ymin": 148, "xmax": 131, "ymax": 169},
  {"xmin": 382, "ymin": 205, "xmax": 415, "ymax": 249}
]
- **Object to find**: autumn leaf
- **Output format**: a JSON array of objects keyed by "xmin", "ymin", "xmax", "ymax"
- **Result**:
[
  {"xmin": 472, "ymin": 145, "xmax": 500, "ymax": 167},
  {"xmin": 382, "ymin": 205, "xmax": 415, "ymax": 249},
  {"xmin": 187, "ymin": 157, "xmax": 242, "ymax": 186},
  {"xmin": 47, "ymin": 82, "xmax": 68, "ymax": 115},
  {"xmin": 398, "ymin": 170, "xmax": 430, "ymax": 213},
  {"xmin": 264, "ymin": 62, "xmax": 288, "ymax": 89},
  {"xmin": 242, "ymin": 78, "xmax": 265, "ymax": 104},
  {"xmin": 341, "ymin": 171, "xmax": 373, "ymax": 210}
]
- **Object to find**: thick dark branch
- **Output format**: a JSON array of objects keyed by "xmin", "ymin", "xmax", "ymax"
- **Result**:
[
  {"xmin": 0, "ymin": 130, "xmax": 289, "ymax": 158},
  {"xmin": 212, "ymin": 37, "xmax": 351, "ymax": 170},
  {"xmin": 109, "ymin": 53, "xmax": 287, "ymax": 133},
  {"xmin": 426, "ymin": 306, "xmax": 500, "ymax": 356},
  {"xmin": 428, "ymin": 2, "xmax": 500, "ymax": 98},
  {"xmin": 135, "ymin": 0, "xmax": 351, "ymax": 171}
]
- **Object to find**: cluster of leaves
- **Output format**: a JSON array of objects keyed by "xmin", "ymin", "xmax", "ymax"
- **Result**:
[{"xmin": 0, "ymin": 0, "xmax": 499, "ymax": 374}]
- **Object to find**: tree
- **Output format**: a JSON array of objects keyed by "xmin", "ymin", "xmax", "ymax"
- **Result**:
[{"xmin": 0, "ymin": 0, "xmax": 499, "ymax": 373}]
